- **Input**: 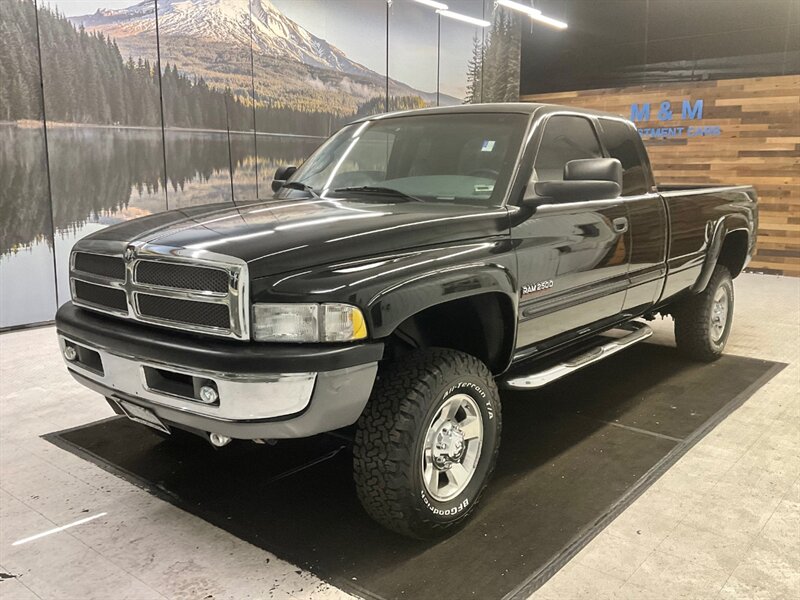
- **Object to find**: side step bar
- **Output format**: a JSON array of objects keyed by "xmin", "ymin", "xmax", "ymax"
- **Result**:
[{"xmin": 502, "ymin": 321, "xmax": 653, "ymax": 390}]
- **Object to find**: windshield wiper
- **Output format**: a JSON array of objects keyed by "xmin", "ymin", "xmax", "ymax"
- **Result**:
[
  {"xmin": 334, "ymin": 186, "xmax": 424, "ymax": 202},
  {"xmin": 281, "ymin": 181, "xmax": 319, "ymax": 197}
]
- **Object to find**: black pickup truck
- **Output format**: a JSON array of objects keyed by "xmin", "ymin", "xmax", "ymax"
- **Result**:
[{"xmin": 56, "ymin": 103, "xmax": 757, "ymax": 538}]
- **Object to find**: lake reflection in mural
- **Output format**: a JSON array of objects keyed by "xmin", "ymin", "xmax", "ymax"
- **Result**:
[{"xmin": 0, "ymin": 125, "xmax": 320, "ymax": 327}]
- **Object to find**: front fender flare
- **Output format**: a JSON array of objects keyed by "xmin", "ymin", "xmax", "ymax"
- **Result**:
[
  {"xmin": 251, "ymin": 241, "xmax": 519, "ymax": 350},
  {"xmin": 365, "ymin": 262, "xmax": 518, "ymax": 339}
]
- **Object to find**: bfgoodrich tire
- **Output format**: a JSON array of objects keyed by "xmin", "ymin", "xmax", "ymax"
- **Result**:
[
  {"xmin": 353, "ymin": 348, "xmax": 501, "ymax": 539},
  {"xmin": 674, "ymin": 265, "xmax": 734, "ymax": 362}
]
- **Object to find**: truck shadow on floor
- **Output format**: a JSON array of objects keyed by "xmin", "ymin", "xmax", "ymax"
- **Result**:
[{"xmin": 47, "ymin": 343, "xmax": 781, "ymax": 600}]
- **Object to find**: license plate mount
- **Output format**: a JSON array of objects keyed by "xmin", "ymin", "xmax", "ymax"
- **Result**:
[{"xmin": 114, "ymin": 398, "xmax": 170, "ymax": 434}]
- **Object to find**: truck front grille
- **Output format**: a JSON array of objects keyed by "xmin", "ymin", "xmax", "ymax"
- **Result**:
[
  {"xmin": 136, "ymin": 294, "xmax": 230, "ymax": 329},
  {"xmin": 73, "ymin": 252, "xmax": 126, "ymax": 281},
  {"xmin": 72, "ymin": 280, "xmax": 128, "ymax": 313},
  {"xmin": 69, "ymin": 245, "xmax": 248, "ymax": 340}
]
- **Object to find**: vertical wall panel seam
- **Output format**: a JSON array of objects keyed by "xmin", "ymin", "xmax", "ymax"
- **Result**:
[
  {"xmin": 436, "ymin": 13, "xmax": 441, "ymax": 107},
  {"xmin": 32, "ymin": 0, "xmax": 59, "ymax": 307},
  {"xmin": 154, "ymin": 0, "xmax": 170, "ymax": 211},
  {"xmin": 225, "ymin": 99, "xmax": 236, "ymax": 204},
  {"xmin": 386, "ymin": 0, "xmax": 390, "ymax": 111},
  {"xmin": 481, "ymin": 0, "xmax": 486, "ymax": 103},
  {"xmin": 248, "ymin": 0, "xmax": 259, "ymax": 198}
]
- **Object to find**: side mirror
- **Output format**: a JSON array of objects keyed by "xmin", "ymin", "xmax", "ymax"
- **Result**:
[
  {"xmin": 271, "ymin": 165, "xmax": 297, "ymax": 193},
  {"xmin": 523, "ymin": 158, "xmax": 622, "ymax": 204}
]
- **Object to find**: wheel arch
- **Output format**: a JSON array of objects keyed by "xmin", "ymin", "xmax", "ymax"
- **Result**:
[
  {"xmin": 380, "ymin": 290, "xmax": 518, "ymax": 375},
  {"xmin": 691, "ymin": 215, "xmax": 752, "ymax": 294},
  {"xmin": 716, "ymin": 229, "xmax": 750, "ymax": 279}
]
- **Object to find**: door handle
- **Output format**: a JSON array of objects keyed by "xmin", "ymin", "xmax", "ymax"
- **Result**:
[{"xmin": 612, "ymin": 217, "xmax": 628, "ymax": 233}]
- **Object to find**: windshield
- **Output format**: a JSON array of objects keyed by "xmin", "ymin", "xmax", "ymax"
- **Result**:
[{"xmin": 283, "ymin": 113, "xmax": 529, "ymax": 205}]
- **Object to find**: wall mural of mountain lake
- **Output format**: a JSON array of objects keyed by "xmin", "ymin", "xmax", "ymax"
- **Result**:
[
  {"xmin": 0, "ymin": 125, "xmax": 321, "ymax": 326},
  {"xmin": 0, "ymin": 0, "xmax": 522, "ymax": 328}
]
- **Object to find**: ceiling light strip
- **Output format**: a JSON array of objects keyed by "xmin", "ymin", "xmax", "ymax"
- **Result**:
[
  {"xmin": 530, "ymin": 13, "xmax": 568, "ymax": 29},
  {"xmin": 436, "ymin": 9, "xmax": 491, "ymax": 27},
  {"xmin": 496, "ymin": 0, "xmax": 568, "ymax": 30},
  {"xmin": 497, "ymin": 0, "xmax": 541, "ymax": 18},
  {"xmin": 413, "ymin": 0, "xmax": 449, "ymax": 10}
]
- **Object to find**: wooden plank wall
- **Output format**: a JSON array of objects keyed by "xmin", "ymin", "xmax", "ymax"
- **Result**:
[{"xmin": 521, "ymin": 75, "xmax": 800, "ymax": 276}]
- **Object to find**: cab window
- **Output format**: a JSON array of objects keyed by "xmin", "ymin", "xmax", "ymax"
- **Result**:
[
  {"xmin": 533, "ymin": 116, "xmax": 603, "ymax": 182},
  {"xmin": 599, "ymin": 119, "xmax": 649, "ymax": 196}
]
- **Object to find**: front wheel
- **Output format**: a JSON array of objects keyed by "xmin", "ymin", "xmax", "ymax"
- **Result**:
[
  {"xmin": 353, "ymin": 349, "xmax": 501, "ymax": 539},
  {"xmin": 674, "ymin": 265, "xmax": 734, "ymax": 362}
]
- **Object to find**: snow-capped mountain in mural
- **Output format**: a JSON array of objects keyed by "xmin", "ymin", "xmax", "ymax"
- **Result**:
[
  {"xmin": 73, "ymin": 0, "xmax": 373, "ymax": 77},
  {"xmin": 70, "ymin": 0, "xmax": 455, "ymax": 110}
]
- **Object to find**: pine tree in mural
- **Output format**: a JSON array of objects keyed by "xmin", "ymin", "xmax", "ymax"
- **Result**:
[
  {"xmin": 358, "ymin": 95, "xmax": 427, "ymax": 119},
  {"xmin": 0, "ymin": 0, "xmax": 44, "ymax": 121},
  {"xmin": 464, "ymin": 34, "xmax": 484, "ymax": 104},
  {"xmin": 464, "ymin": 6, "xmax": 521, "ymax": 103}
]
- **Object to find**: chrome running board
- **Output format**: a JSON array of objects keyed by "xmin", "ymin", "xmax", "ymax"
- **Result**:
[{"xmin": 502, "ymin": 322, "xmax": 653, "ymax": 390}]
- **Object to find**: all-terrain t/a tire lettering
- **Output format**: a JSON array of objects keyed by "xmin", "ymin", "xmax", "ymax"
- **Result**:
[{"xmin": 353, "ymin": 348, "xmax": 502, "ymax": 538}]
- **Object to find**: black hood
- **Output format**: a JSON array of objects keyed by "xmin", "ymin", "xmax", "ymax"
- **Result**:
[{"xmin": 86, "ymin": 197, "xmax": 511, "ymax": 278}]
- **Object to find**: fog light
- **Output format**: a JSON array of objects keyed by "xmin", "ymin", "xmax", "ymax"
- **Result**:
[
  {"xmin": 198, "ymin": 384, "xmax": 219, "ymax": 404},
  {"xmin": 64, "ymin": 345, "xmax": 77, "ymax": 361}
]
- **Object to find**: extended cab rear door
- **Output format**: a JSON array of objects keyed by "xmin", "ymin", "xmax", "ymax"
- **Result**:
[
  {"xmin": 596, "ymin": 118, "xmax": 668, "ymax": 314},
  {"xmin": 512, "ymin": 114, "xmax": 631, "ymax": 351}
]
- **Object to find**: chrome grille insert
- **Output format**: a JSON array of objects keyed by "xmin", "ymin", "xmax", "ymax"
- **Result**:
[{"xmin": 68, "ymin": 241, "xmax": 249, "ymax": 340}]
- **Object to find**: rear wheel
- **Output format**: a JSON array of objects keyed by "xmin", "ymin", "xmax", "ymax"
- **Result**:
[
  {"xmin": 353, "ymin": 348, "xmax": 501, "ymax": 538},
  {"xmin": 674, "ymin": 265, "xmax": 734, "ymax": 361}
]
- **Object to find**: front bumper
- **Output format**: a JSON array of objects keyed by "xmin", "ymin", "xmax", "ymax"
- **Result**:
[{"xmin": 56, "ymin": 302, "xmax": 382, "ymax": 439}]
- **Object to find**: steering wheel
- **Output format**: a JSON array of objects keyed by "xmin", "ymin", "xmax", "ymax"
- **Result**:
[{"xmin": 468, "ymin": 168, "xmax": 499, "ymax": 179}]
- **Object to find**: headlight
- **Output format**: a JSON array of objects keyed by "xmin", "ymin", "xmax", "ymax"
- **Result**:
[{"xmin": 252, "ymin": 303, "xmax": 367, "ymax": 343}]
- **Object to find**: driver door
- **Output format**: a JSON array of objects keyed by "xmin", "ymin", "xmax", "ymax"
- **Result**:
[{"xmin": 513, "ymin": 114, "xmax": 631, "ymax": 352}]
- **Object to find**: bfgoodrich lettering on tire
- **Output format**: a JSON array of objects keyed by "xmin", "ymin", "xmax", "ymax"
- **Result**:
[{"xmin": 353, "ymin": 348, "xmax": 501, "ymax": 539}]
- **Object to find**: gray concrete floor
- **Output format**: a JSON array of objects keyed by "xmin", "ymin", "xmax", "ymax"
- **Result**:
[{"xmin": 1, "ymin": 273, "xmax": 798, "ymax": 600}]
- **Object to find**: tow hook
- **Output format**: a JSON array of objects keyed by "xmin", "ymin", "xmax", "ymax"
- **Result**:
[{"xmin": 253, "ymin": 438, "xmax": 277, "ymax": 445}]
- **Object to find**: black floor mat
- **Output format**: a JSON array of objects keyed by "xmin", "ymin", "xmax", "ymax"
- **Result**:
[{"xmin": 45, "ymin": 345, "xmax": 783, "ymax": 600}]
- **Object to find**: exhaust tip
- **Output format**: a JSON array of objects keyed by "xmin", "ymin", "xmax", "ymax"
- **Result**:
[{"xmin": 209, "ymin": 433, "xmax": 232, "ymax": 447}]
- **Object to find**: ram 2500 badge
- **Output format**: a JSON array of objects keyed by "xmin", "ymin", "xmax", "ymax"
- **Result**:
[{"xmin": 57, "ymin": 103, "xmax": 757, "ymax": 538}]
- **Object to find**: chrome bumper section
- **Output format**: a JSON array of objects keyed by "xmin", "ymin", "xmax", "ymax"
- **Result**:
[{"xmin": 59, "ymin": 335, "xmax": 378, "ymax": 439}]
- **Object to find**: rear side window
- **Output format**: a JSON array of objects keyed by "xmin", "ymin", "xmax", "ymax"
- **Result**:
[
  {"xmin": 534, "ymin": 116, "xmax": 602, "ymax": 182},
  {"xmin": 599, "ymin": 119, "xmax": 649, "ymax": 196}
]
